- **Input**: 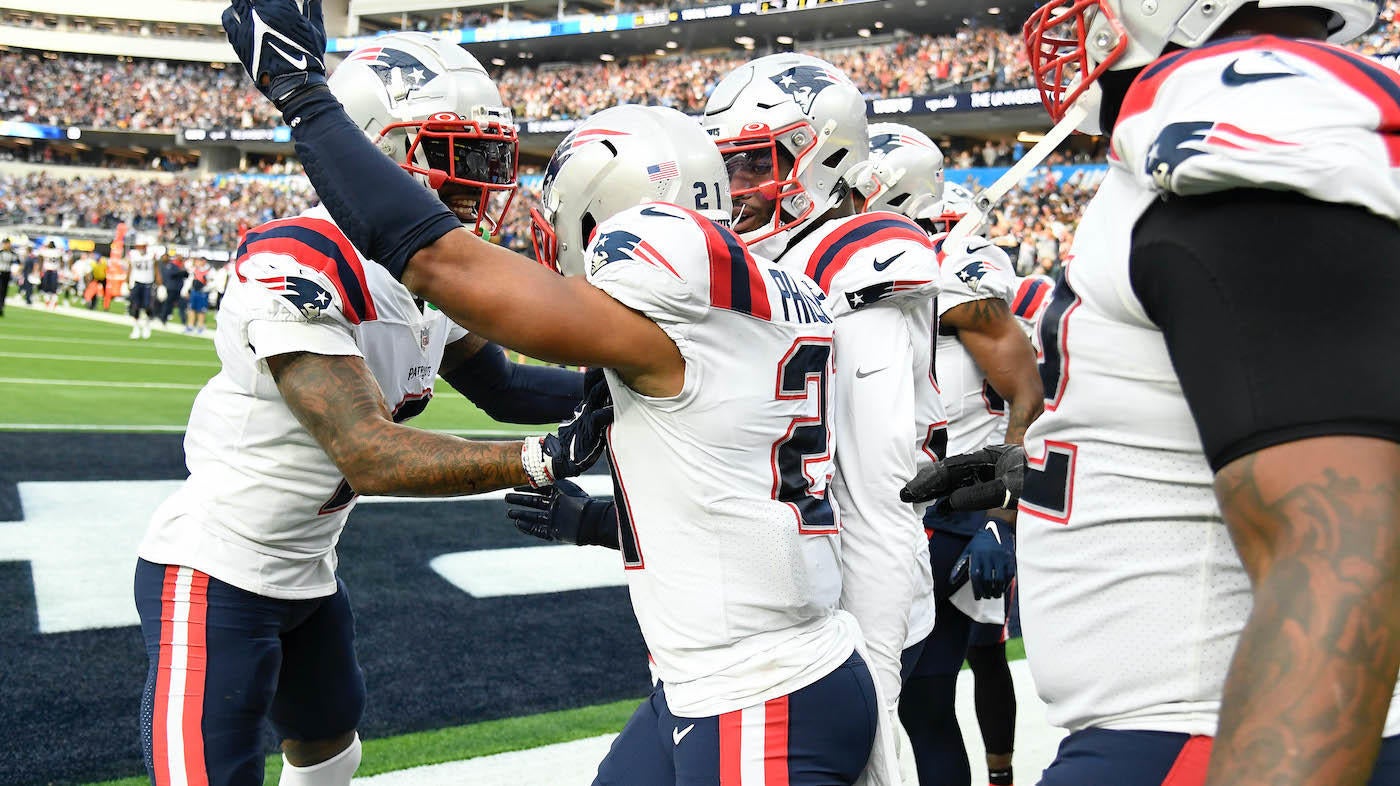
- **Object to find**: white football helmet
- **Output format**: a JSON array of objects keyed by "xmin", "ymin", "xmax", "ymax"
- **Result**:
[
  {"xmin": 529, "ymin": 105, "xmax": 733, "ymax": 277},
  {"xmin": 329, "ymin": 32, "xmax": 519, "ymax": 237},
  {"xmin": 929, "ymin": 182, "xmax": 986, "ymax": 238},
  {"xmin": 1025, "ymin": 0, "xmax": 1379, "ymax": 127},
  {"xmin": 849, "ymin": 123, "xmax": 946, "ymax": 222},
  {"xmin": 702, "ymin": 53, "xmax": 869, "ymax": 249}
]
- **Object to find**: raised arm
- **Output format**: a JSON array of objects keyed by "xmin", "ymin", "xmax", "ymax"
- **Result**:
[
  {"xmin": 438, "ymin": 334, "xmax": 585, "ymax": 425},
  {"xmin": 220, "ymin": 0, "xmax": 681, "ymax": 396}
]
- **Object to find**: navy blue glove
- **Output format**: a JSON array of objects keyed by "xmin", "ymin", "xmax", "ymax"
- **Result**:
[
  {"xmin": 221, "ymin": 0, "xmax": 327, "ymax": 108},
  {"xmin": 950, "ymin": 519, "xmax": 1016, "ymax": 600},
  {"xmin": 521, "ymin": 371, "xmax": 613, "ymax": 487},
  {"xmin": 505, "ymin": 480, "xmax": 620, "ymax": 549},
  {"xmin": 902, "ymin": 443, "xmax": 1026, "ymax": 512}
]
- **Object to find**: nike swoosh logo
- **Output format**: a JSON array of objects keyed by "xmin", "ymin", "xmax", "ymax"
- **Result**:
[
  {"xmin": 984, "ymin": 520, "xmax": 1003, "ymax": 545},
  {"xmin": 640, "ymin": 206, "xmax": 682, "ymax": 220},
  {"xmin": 854, "ymin": 367, "xmax": 881, "ymax": 379},
  {"xmin": 1222, "ymin": 59, "xmax": 1297, "ymax": 86},
  {"xmin": 673, "ymin": 724, "xmax": 695, "ymax": 745},
  {"xmin": 873, "ymin": 250, "xmax": 905, "ymax": 272},
  {"xmin": 268, "ymin": 40, "xmax": 308, "ymax": 70}
]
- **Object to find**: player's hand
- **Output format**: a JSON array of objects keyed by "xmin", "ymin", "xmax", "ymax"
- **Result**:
[
  {"xmin": 546, "ymin": 369, "xmax": 613, "ymax": 478},
  {"xmin": 901, "ymin": 443, "xmax": 1026, "ymax": 511},
  {"xmin": 505, "ymin": 480, "xmax": 620, "ymax": 549},
  {"xmin": 221, "ymin": 0, "xmax": 327, "ymax": 109},
  {"xmin": 521, "ymin": 372, "xmax": 613, "ymax": 486},
  {"xmin": 156, "ymin": 285, "xmax": 168, "ymax": 303},
  {"xmin": 951, "ymin": 519, "xmax": 1015, "ymax": 600}
]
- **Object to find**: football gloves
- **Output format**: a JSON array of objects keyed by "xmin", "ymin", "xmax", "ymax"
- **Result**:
[
  {"xmin": 950, "ymin": 519, "xmax": 1016, "ymax": 600},
  {"xmin": 520, "ymin": 369, "xmax": 613, "ymax": 488},
  {"xmin": 505, "ymin": 480, "xmax": 620, "ymax": 550},
  {"xmin": 221, "ymin": 0, "xmax": 327, "ymax": 109},
  {"xmin": 901, "ymin": 443, "xmax": 1026, "ymax": 513}
]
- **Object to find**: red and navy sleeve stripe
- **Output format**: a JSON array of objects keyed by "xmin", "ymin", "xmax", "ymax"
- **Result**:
[
  {"xmin": 804, "ymin": 213, "xmax": 933, "ymax": 293},
  {"xmin": 1012, "ymin": 278, "xmax": 1052, "ymax": 319},
  {"xmin": 679, "ymin": 208, "xmax": 772, "ymax": 320},
  {"xmin": 236, "ymin": 217, "xmax": 377, "ymax": 324}
]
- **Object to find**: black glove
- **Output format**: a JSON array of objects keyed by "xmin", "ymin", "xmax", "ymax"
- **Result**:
[
  {"xmin": 950, "ymin": 519, "xmax": 1016, "ymax": 600},
  {"xmin": 901, "ymin": 443, "xmax": 1026, "ymax": 512},
  {"xmin": 522, "ymin": 373, "xmax": 613, "ymax": 487},
  {"xmin": 221, "ymin": 0, "xmax": 328, "ymax": 108},
  {"xmin": 505, "ymin": 480, "xmax": 620, "ymax": 549}
]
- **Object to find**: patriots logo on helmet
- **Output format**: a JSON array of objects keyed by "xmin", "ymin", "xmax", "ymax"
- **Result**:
[
  {"xmin": 259, "ymin": 275, "xmax": 334, "ymax": 319},
  {"xmin": 869, "ymin": 132, "xmax": 933, "ymax": 156},
  {"xmin": 344, "ymin": 47, "xmax": 440, "ymax": 91},
  {"xmin": 769, "ymin": 65, "xmax": 843, "ymax": 116},
  {"xmin": 541, "ymin": 128, "xmax": 631, "ymax": 200},
  {"xmin": 956, "ymin": 260, "xmax": 994, "ymax": 292}
]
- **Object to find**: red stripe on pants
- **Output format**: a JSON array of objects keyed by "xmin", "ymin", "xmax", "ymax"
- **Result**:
[
  {"xmin": 719, "ymin": 709, "xmax": 744, "ymax": 785},
  {"xmin": 1161, "ymin": 736, "xmax": 1213, "ymax": 786},
  {"xmin": 764, "ymin": 696, "xmax": 790, "ymax": 786}
]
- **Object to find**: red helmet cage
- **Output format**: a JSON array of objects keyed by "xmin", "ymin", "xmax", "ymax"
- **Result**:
[
  {"xmin": 384, "ymin": 112, "xmax": 521, "ymax": 237},
  {"xmin": 715, "ymin": 120, "xmax": 818, "ymax": 245},
  {"xmin": 529, "ymin": 206, "xmax": 560, "ymax": 274},
  {"xmin": 1023, "ymin": 0, "xmax": 1130, "ymax": 123}
]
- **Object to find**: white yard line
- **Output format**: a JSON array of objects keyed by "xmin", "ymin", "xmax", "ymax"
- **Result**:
[{"xmin": 0, "ymin": 377, "xmax": 206, "ymax": 390}]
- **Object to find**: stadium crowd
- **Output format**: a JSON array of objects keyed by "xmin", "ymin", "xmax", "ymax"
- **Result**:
[
  {"xmin": 0, "ymin": 171, "xmax": 315, "ymax": 248},
  {"xmin": 2, "ymin": 2, "xmax": 1397, "ymax": 130}
]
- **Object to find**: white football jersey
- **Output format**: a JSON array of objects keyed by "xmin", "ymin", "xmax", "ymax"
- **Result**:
[
  {"xmin": 775, "ymin": 211, "xmax": 943, "ymax": 699},
  {"xmin": 934, "ymin": 236, "xmax": 1019, "ymax": 457},
  {"xmin": 1018, "ymin": 35, "xmax": 1400, "ymax": 735},
  {"xmin": 39, "ymin": 247, "xmax": 62, "ymax": 274},
  {"xmin": 138, "ymin": 205, "xmax": 467, "ymax": 599},
  {"xmin": 587, "ymin": 203, "xmax": 859, "ymax": 719},
  {"xmin": 128, "ymin": 249, "xmax": 156, "ymax": 284}
]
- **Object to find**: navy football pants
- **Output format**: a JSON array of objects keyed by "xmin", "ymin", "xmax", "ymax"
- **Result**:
[
  {"xmin": 594, "ymin": 651, "xmax": 877, "ymax": 785},
  {"xmin": 134, "ymin": 559, "xmax": 365, "ymax": 786}
]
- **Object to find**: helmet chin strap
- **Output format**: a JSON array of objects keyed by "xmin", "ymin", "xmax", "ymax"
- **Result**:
[{"xmin": 948, "ymin": 102, "xmax": 1089, "ymax": 245}]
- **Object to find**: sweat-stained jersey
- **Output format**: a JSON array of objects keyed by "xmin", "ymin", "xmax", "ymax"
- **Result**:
[
  {"xmin": 1015, "ymin": 34, "xmax": 1400, "ymax": 736},
  {"xmin": 137, "ymin": 204, "xmax": 468, "ymax": 599},
  {"xmin": 933, "ymin": 235, "xmax": 1019, "ymax": 457},
  {"xmin": 774, "ymin": 211, "xmax": 943, "ymax": 703},
  {"xmin": 587, "ymin": 202, "xmax": 861, "ymax": 719}
]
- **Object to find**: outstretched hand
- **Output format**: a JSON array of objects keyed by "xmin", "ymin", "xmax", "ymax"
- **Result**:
[
  {"xmin": 221, "ymin": 0, "xmax": 328, "ymax": 108},
  {"xmin": 505, "ymin": 480, "xmax": 620, "ymax": 550}
]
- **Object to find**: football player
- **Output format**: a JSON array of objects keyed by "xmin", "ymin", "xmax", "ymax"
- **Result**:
[
  {"xmin": 905, "ymin": 1, "xmax": 1400, "ymax": 785},
  {"xmin": 852, "ymin": 131, "xmax": 1043, "ymax": 786},
  {"xmin": 702, "ymin": 54, "xmax": 944, "ymax": 740},
  {"xmin": 126, "ymin": 236, "xmax": 162, "ymax": 337},
  {"xmin": 511, "ymin": 104, "xmax": 886, "ymax": 785},
  {"xmin": 220, "ymin": 8, "xmax": 887, "ymax": 783},
  {"xmin": 134, "ymin": 33, "xmax": 597, "ymax": 786}
]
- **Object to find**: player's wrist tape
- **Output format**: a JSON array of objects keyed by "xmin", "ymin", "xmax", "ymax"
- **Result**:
[{"xmin": 520, "ymin": 437, "xmax": 555, "ymax": 489}]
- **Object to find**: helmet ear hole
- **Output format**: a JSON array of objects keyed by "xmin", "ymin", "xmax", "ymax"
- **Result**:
[
  {"xmin": 821, "ymin": 149, "xmax": 848, "ymax": 170},
  {"xmin": 581, "ymin": 213, "xmax": 598, "ymax": 248}
]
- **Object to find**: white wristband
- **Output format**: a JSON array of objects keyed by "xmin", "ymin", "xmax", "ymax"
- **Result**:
[{"xmin": 520, "ymin": 436, "xmax": 554, "ymax": 489}]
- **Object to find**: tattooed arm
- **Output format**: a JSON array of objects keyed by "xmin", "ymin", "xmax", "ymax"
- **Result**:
[
  {"xmin": 267, "ymin": 351, "xmax": 529, "ymax": 497},
  {"xmin": 1207, "ymin": 436, "xmax": 1400, "ymax": 786},
  {"xmin": 940, "ymin": 296, "xmax": 1043, "ymax": 444}
]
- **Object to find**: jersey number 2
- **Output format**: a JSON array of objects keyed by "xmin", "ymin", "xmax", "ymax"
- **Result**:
[
  {"xmin": 1022, "ymin": 278, "xmax": 1080, "ymax": 522},
  {"xmin": 772, "ymin": 338, "xmax": 836, "ymax": 534}
]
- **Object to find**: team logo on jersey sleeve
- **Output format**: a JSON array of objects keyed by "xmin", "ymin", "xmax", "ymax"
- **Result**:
[
  {"xmin": 1145, "ymin": 121, "xmax": 1299, "ymax": 191},
  {"xmin": 259, "ymin": 275, "xmax": 334, "ymax": 319},
  {"xmin": 769, "ymin": 65, "xmax": 844, "ymax": 115},
  {"xmin": 343, "ymin": 47, "xmax": 439, "ymax": 90},
  {"xmin": 955, "ymin": 260, "xmax": 995, "ymax": 292}
]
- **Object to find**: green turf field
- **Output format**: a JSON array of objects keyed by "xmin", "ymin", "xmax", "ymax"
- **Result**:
[{"xmin": 0, "ymin": 303, "xmax": 540, "ymax": 435}]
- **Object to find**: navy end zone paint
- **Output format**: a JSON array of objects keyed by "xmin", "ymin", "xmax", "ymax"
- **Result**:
[{"xmin": 0, "ymin": 433, "xmax": 648, "ymax": 786}]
